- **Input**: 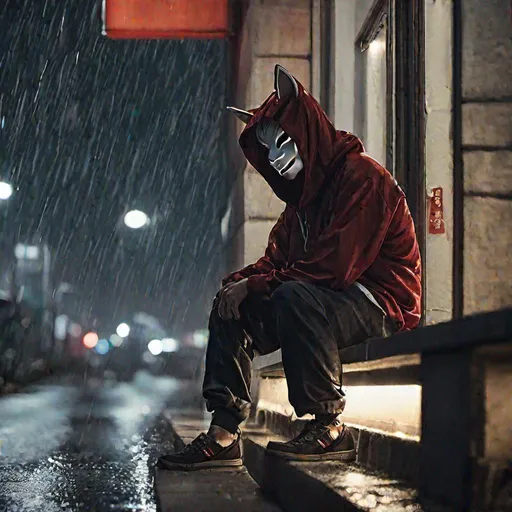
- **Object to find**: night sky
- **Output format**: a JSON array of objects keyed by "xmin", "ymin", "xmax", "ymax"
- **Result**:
[{"xmin": 0, "ymin": 0, "xmax": 231, "ymax": 336}]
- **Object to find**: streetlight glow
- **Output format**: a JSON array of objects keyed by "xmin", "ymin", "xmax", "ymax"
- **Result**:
[
  {"xmin": 162, "ymin": 337, "xmax": 179, "ymax": 353},
  {"xmin": 94, "ymin": 338, "xmax": 110, "ymax": 355},
  {"xmin": 83, "ymin": 332, "xmax": 99, "ymax": 349},
  {"xmin": 0, "ymin": 181, "xmax": 13, "ymax": 200},
  {"xmin": 110, "ymin": 333, "xmax": 124, "ymax": 347},
  {"xmin": 148, "ymin": 339, "xmax": 163, "ymax": 356},
  {"xmin": 116, "ymin": 322, "xmax": 130, "ymax": 338},
  {"xmin": 124, "ymin": 210, "xmax": 149, "ymax": 229}
]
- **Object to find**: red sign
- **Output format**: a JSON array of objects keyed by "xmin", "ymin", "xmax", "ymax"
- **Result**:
[
  {"xmin": 429, "ymin": 187, "xmax": 445, "ymax": 235},
  {"xmin": 103, "ymin": 0, "xmax": 229, "ymax": 39}
]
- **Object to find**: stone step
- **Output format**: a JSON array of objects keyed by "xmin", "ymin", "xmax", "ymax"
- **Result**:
[
  {"xmin": 242, "ymin": 433, "xmax": 449, "ymax": 512},
  {"xmin": 253, "ymin": 410, "xmax": 421, "ymax": 485}
]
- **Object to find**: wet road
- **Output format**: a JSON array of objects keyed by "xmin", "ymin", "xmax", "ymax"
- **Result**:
[{"xmin": 0, "ymin": 372, "xmax": 190, "ymax": 512}]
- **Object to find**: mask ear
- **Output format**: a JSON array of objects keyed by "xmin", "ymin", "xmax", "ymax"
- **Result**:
[
  {"xmin": 274, "ymin": 64, "xmax": 299, "ymax": 100},
  {"xmin": 226, "ymin": 106, "xmax": 253, "ymax": 124}
]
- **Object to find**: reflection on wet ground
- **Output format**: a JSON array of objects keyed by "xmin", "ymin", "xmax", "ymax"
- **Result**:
[{"xmin": 0, "ymin": 372, "xmax": 187, "ymax": 511}]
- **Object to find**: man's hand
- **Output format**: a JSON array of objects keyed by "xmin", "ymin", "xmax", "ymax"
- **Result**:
[{"xmin": 216, "ymin": 278, "xmax": 249, "ymax": 321}]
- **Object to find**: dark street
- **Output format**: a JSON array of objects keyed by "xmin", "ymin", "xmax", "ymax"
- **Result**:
[
  {"xmin": 0, "ymin": 0, "xmax": 510, "ymax": 510},
  {"xmin": 0, "ymin": 373, "xmax": 185, "ymax": 512}
]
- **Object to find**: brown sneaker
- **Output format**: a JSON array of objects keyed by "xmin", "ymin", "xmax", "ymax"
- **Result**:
[
  {"xmin": 266, "ymin": 420, "xmax": 356, "ymax": 461},
  {"xmin": 157, "ymin": 431, "xmax": 243, "ymax": 471}
]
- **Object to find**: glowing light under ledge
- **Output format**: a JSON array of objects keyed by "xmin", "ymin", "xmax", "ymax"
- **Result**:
[{"xmin": 256, "ymin": 380, "xmax": 421, "ymax": 438}]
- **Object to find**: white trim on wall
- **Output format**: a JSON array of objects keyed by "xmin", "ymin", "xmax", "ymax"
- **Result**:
[
  {"xmin": 311, "ymin": 0, "xmax": 322, "ymax": 101},
  {"xmin": 332, "ymin": 0, "xmax": 356, "ymax": 132},
  {"xmin": 424, "ymin": 0, "xmax": 454, "ymax": 324}
]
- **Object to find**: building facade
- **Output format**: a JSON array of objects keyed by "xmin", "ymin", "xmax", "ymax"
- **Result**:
[{"xmin": 226, "ymin": 0, "xmax": 512, "ymax": 324}]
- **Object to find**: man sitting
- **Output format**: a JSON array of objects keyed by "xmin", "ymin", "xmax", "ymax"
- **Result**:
[{"xmin": 158, "ymin": 65, "xmax": 421, "ymax": 470}]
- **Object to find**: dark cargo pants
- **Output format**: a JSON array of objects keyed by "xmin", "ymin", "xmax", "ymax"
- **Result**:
[{"xmin": 202, "ymin": 281, "xmax": 395, "ymax": 434}]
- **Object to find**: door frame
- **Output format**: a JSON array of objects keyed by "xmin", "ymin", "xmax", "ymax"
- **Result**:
[{"xmin": 357, "ymin": 0, "xmax": 427, "ymax": 325}]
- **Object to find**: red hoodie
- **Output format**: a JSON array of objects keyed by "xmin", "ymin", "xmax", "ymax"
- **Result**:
[{"xmin": 224, "ymin": 78, "xmax": 422, "ymax": 332}]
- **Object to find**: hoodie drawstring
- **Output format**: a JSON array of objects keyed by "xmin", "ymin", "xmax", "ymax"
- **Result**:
[{"xmin": 296, "ymin": 211, "xmax": 309, "ymax": 253}]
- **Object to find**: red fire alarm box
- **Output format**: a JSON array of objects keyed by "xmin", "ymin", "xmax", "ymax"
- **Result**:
[{"xmin": 103, "ymin": 0, "xmax": 230, "ymax": 39}]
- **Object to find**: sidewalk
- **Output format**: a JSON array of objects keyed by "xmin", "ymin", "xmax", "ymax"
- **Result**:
[{"xmin": 155, "ymin": 409, "xmax": 281, "ymax": 512}]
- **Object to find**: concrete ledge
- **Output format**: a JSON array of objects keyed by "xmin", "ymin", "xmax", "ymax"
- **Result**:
[
  {"xmin": 257, "ymin": 352, "xmax": 420, "ymax": 386},
  {"xmin": 242, "ymin": 435, "xmax": 448, "ymax": 512},
  {"xmin": 254, "ymin": 309, "xmax": 512, "ymax": 372},
  {"xmin": 251, "ymin": 310, "xmax": 512, "ymax": 509},
  {"xmin": 341, "ymin": 308, "xmax": 512, "ymax": 364}
]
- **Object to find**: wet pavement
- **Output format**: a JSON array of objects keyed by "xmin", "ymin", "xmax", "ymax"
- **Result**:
[
  {"xmin": 0, "ymin": 372, "xmax": 186, "ymax": 512},
  {"xmin": 155, "ymin": 413, "xmax": 282, "ymax": 512}
]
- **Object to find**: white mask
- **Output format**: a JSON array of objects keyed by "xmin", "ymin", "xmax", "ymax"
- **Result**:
[{"xmin": 255, "ymin": 120, "xmax": 303, "ymax": 180}]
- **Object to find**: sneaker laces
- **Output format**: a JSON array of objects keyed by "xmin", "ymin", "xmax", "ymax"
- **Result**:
[
  {"xmin": 181, "ymin": 433, "xmax": 210, "ymax": 454},
  {"xmin": 291, "ymin": 420, "xmax": 326, "ymax": 445}
]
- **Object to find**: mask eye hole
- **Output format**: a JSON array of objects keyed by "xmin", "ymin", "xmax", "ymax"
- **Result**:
[
  {"xmin": 276, "ymin": 132, "xmax": 289, "ymax": 149},
  {"xmin": 280, "ymin": 157, "xmax": 296, "ymax": 176}
]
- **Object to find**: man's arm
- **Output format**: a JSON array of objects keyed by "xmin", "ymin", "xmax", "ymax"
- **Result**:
[
  {"xmin": 245, "ymin": 178, "xmax": 397, "ymax": 295},
  {"xmin": 221, "ymin": 209, "xmax": 290, "ymax": 287}
]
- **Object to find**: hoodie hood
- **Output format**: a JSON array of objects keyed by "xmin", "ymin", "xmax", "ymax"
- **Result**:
[{"xmin": 237, "ymin": 68, "xmax": 364, "ymax": 209}]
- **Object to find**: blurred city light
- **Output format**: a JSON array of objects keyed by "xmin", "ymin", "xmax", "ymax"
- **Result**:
[
  {"xmin": 109, "ymin": 333, "xmax": 124, "ymax": 347},
  {"xmin": 142, "ymin": 351, "xmax": 155, "ymax": 365},
  {"xmin": 0, "ymin": 181, "xmax": 13, "ymax": 200},
  {"xmin": 161, "ymin": 337, "xmax": 178, "ymax": 353},
  {"xmin": 193, "ymin": 329, "xmax": 208, "ymax": 348},
  {"xmin": 123, "ymin": 210, "xmax": 149, "ymax": 229},
  {"xmin": 83, "ymin": 332, "xmax": 99, "ymax": 349},
  {"xmin": 14, "ymin": 244, "xmax": 40, "ymax": 260},
  {"xmin": 94, "ymin": 338, "xmax": 110, "ymax": 355},
  {"xmin": 54, "ymin": 315, "xmax": 69, "ymax": 341},
  {"xmin": 182, "ymin": 333, "xmax": 195, "ymax": 346},
  {"xmin": 148, "ymin": 339, "xmax": 163, "ymax": 356},
  {"xmin": 116, "ymin": 322, "xmax": 130, "ymax": 338},
  {"xmin": 68, "ymin": 323, "xmax": 82, "ymax": 338}
]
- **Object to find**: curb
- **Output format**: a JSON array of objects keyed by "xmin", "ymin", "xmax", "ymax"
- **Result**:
[{"xmin": 242, "ymin": 435, "xmax": 448, "ymax": 512}]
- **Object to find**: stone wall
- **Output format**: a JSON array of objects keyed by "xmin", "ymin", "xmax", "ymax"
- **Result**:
[
  {"xmin": 231, "ymin": 0, "xmax": 313, "ymax": 267},
  {"xmin": 461, "ymin": 0, "xmax": 512, "ymax": 314},
  {"xmin": 228, "ymin": 0, "xmax": 512, "ymax": 319}
]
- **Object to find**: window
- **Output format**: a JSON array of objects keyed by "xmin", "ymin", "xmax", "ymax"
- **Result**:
[
  {"xmin": 355, "ymin": 0, "xmax": 425, "ymax": 226},
  {"xmin": 355, "ymin": 0, "xmax": 426, "ymax": 324},
  {"xmin": 356, "ymin": 0, "xmax": 394, "ymax": 173},
  {"xmin": 363, "ymin": 25, "xmax": 388, "ymax": 168}
]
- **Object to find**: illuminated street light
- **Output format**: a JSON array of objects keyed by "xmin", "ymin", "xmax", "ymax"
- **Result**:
[
  {"xmin": 116, "ymin": 322, "xmax": 130, "ymax": 338},
  {"xmin": 123, "ymin": 210, "xmax": 149, "ymax": 229},
  {"xmin": 94, "ymin": 338, "xmax": 110, "ymax": 355},
  {"xmin": 54, "ymin": 315, "xmax": 69, "ymax": 341},
  {"xmin": 148, "ymin": 339, "xmax": 163, "ymax": 356},
  {"xmin": 0, "ymin": 181, "xmax": 13, "ymax": 200},
  {"xmin": 83, "ymin": 332, "xmax": 99, "ymax": 349},
  {"xmin": 193, "ymin": 330, "xmax": 208, "ymax": 348},
  {"xmin": 14, "ymin": 244, "xmax": 40, "ymax": 260},
  {"xmin": 162, "ymin": 337, "xmax": 178, "ymax": 353}
]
